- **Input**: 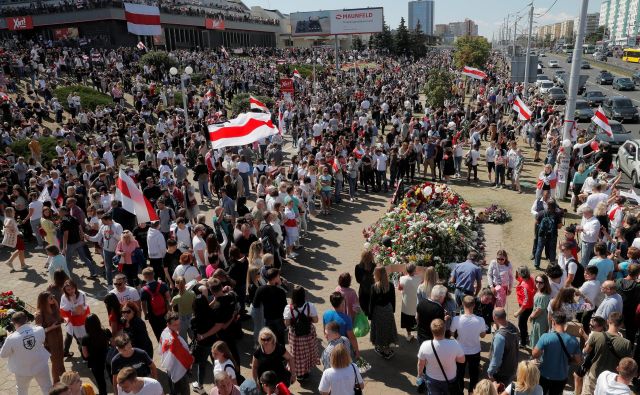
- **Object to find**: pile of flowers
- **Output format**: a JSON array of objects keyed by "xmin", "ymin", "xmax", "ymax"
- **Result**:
[
  {"xmin": 364, "ymin": 182, "xmax": 483, "ymax": 280},
  {"xmin": 0, "ymin": 291, "xmax": 34, "ymax": 338},
  {"xmin": 477, "ymin": 204, "xmax": 512, "ymax": 224}
]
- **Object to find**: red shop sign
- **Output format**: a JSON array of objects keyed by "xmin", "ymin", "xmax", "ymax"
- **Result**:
[
  {"xmin": 280, "ymin": 78, "xmax": 294, "ymax": 93},
  {"xmin": 205, "ymin": 18, "xmax": 225, "ymax": 30},
  {"xmin": 6, "ymin": 16, "xmax": 33, "ymax": 31}
]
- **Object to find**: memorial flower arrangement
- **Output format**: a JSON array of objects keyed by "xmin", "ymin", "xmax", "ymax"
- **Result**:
[
  {"xmin": 477, "ymin": 204, "xmax": 512, "ymax": 224},
  {"xmin": 364, "ymin": 182, "xmax": 483, "ymax": 280},
  {"xmin": 0, "ymin": 291, "xmax": 34, "ymax": 339}
]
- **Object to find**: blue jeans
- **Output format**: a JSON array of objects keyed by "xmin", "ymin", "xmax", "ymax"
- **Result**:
[
  {"xmin": 65, "ymin": 241, "xmax": 98, "ymax": 276},
  {"xmin": 580, "ymin": 241, "xmax": 595, "ymax": 267},
  {"xmin": 426, "ymin": 376, "xmax": 451, "ymax": 395},
  {"xmin": 103, "ymin": 250, "xmax": 116, "ymax": 285},
  {"xmin": 348, "ymin": 176, "xmax": 357, "ymax": 198},
  {"xmin": 240, "ymin": 172, "xmax": 250, "ymax": 197},
  {"xmin": 197, "ymin": 179, "xmax": 211, "ymax": 200},
  {"xmin": 534, "ymin": 235, "xmax": 557, "ymax": 268},
  {"xmin": 334, "ymin": 178, "xmax": 343, "ymax": 203},
  {"xmin": 30, "ymin": 218, "xmax": 43, "ymax": 247},
  {"xmin": 454, "ymin": 156, "xmax": 463, "ymax": 174}
]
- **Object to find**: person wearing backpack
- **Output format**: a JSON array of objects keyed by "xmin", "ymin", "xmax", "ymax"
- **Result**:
[
  {"xmin": 558, "ymin": 242, "xmax": 585, "ymax": 288},
  {"xmin": 140, "ymin": 267, "xmax": 170, "ymax": 341},
  {"xmin": 615, "ymin": 263, "xmax": 640, "ymax": 343},
  {"xmin": 534, "ymin": 199, "xmax": 563, "ymax": 270},
  {"xmin": 283, "ymin": 286, "xmax": 319, "ymax": 382}
]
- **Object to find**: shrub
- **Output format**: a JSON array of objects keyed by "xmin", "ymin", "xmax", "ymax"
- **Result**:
[
  {"xmin": 276, "ymin": 63, "xmax": 323, "ymax": 79},
  {"xmin": 53, "ymin": 85, "xmax": 112, "ymax": 111},
  {"xmin": 10, "ymin": 136, "xmax": 74, "ymax": 164},
  {"xmin": 230, "ymin": 93, "xmax": 274, "ymax": 114},
  {"xmin": 139, "ymin": 51, "xmax": 178, "ymax": 70}
]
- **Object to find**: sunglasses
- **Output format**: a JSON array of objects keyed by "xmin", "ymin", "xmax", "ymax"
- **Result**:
[
  {"xmin": 260, "ymin": 337, "xmax": 273, "ymax": 342},
  {"xmin": 496, "ymin": 257, "xmax": 505, "ymax": 261},
  {"xmin": 535, "ymin": 280, "xmax": 544, "ymax": 284}
]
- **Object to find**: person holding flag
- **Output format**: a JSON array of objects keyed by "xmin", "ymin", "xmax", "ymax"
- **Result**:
[
  {"xmin": 592, "ymin": 106, "xmax": 613, "ymax": 138},
  {"xmin": 159, "ymin": 312, "xmax": 193, "ymax": 394}
]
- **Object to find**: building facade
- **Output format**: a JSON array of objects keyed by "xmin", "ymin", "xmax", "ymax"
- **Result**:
[
  {"xmin": 575, "ymin": 12, "xmax": 600, "ymax": 36},
  {"xmin": 599, "ymin": 0, "xmax": 640, "ymax": 45},
  {"xmin": 408, "ymin": 0, "xmax": 434, "ymax": 34},
  {"xmin": 448, "ymin": 19, "xmax": 478, "ymax": 37}
]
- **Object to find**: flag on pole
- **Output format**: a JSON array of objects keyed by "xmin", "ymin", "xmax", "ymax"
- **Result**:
[
  {"xmin": 116, "ymin": 170, "xmax": 159, "ymax": 223},
  {"xmin": 220, "ymin": 46, "xmax": 229, "ymax": 59},
  {"xmin": 136, "ymin": 41, "xmax": 147, "ymax": 51},
  {"xmin": 512, "ymin": 96, "xmax": 532, "ymax": 120},
  {"xmin": 249, "ymin": 96, "xmax": 269, "ymax": 113},
  {"xmin": 208, "ymin": 112, "xmax": 279, "ymax": 149},
  {"xmin": 592, "ymin": 106, "xmax": 613, "ymax": 137},
  {"xmin": 278, "ymin": 107, "xmax": 284, "ymax": 135},
  {"xmin": 124, "ymin": 3, "xmax": 161, "ymax": 36},
  {"xmin": 204, "ymin": 90, "xmax": 214, "ymax": 100},
  {"xmin": 38, "ymin": 187, "xmax": 57, "ymax": 213},
  {"xmin": 293, "ymin": 69, "xmax": 301, "ymax": 79},
  {"xmin": 461, "ymin": 66, "xmax": 488, "ymax": 80}
]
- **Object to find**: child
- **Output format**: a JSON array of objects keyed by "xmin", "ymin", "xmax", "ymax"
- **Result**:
[{"xmin": 45, "ymin": 245, "xmax": 70, "ymax": 281}]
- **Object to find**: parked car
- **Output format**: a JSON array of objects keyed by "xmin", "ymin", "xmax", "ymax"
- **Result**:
[
  {"xmin": 538, "ymin": 81, "xmax": 555, "ymax": 94},
  {"xmin": 633, "ymin": 71, "xmax": 640, "ymax": 86},
  {"xmin": 547, "ymin": 87, "xmax": 566, "ymax": 103},
  {"xmin": 597, "ymin": 71, "xmax": 614, "ymax": 85},
  {"xmin": 580, "ymin": 61, "xmax": 591, "ymax": 69},
  {"xmin": 588, "ymin": 120, "xmax": 631, "ymax": 149},
  {"xmin": 602, "ymin": 96, "xmax": 639, "ymax": 122},
  {"xmin": 548, "ymin": 60, "xmax": 559, "ymax": 68},
  {"xmin": 616, "ymin": 140, "xmax": 640, "ymax": 186},
  {"xmin": 574, "ymin": 100, "xmax": 594, "ymax": 122},
  {"xmin": 613, "ymin": 77, "xmax": 635, "ymax": 91}
]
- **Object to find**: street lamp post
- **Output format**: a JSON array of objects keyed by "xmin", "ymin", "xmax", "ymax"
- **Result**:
[{"xmin": 170, "ymin": 65, "xmax": 193, "ymax": 131}]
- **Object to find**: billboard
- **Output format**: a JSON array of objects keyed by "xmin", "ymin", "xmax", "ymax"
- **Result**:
[
  {"xmin": 6, "ymin": 16, "xmax": 33, "ymax": 31},
  {"xmin": 290, "ymin": 8, "xmax": 383, "ymax": 36},
  {"xmin": 53, "ymin": 27, "xmax": 79, "ymax": 40},
  {"xmin": 205, "ymin": 18, "xmax": 225, "ymax": 30},
  {"xmin": 280, "ymin": 78, "xmax": 294, "ymax": 93}
]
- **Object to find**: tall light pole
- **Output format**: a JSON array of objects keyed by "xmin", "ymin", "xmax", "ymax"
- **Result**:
[
  {"xmin": 562, "ymin": 0, "xmax": 589, "ymax": 142},
  {"xmin": 523, "ymin": 3, "xmax": 534, "ymax": 97},
  {"xmin": 513, "ymin": 16, "xmax": 519, "ymax": 57},
  {"xmin": 170, "ymin": 65, "xmax": 193, "ymax": 132}
]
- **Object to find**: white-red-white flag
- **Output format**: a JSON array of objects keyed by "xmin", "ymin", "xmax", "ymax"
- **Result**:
[
  {"xmin": 208, "ymin": 112, "xmax": 279, "ymax": 149},
  {"xmin": 116, "ymin": 170, "xmax": 159, "ymax": 223},
  {"xmin": 124, "ymin": 3, "xmax": 161, "ymax": 36},
  {"xmin": 592, "ymin": 106, "xmax": 613, "ymax": 137},
  {"xmin": 159, "ymin": 328, "xmax": 193, "ymax": 383},
  {"xmin": 0, "ymin": 92, "xmax": 9, "ymax": 103},
  {"xmin": 204, "ymin": 90, "xmax": 214, "ymax": 100},
  {"xmin": 512, "ymin": 96, "xmax": 532, "ymax": 121},
  {"xmin": 220, "ymin": 46, "xmax": 229, "ymax": 59},
  {"xmin": 461, "ymin": 66, "xmax": 488, "ymax": 80},
  {"xmin": 293, "ymin": 69, "xmax": 301, "ymax": 79},
  {"xmin": 38, "ymin": 187, "xmax": 57, "ymax": 213},
  {"xmin": 278, "ymin": 107, "xmax": 284, "ymax": 135},
  {"xmin": 250, "ymin": 95, "xmax": 269, "ymax": 113},
  {"xmin": 136, "ymin": 41, "xmax": 147, "ymax": 51}
]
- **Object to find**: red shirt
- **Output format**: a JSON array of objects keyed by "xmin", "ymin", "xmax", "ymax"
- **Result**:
[{"xmin": 516, "ymin": 277, "xmax": 535, "ymax": 309}]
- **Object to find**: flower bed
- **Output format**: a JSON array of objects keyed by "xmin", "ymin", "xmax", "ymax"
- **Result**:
[
  {"xmin": 363, "ymin": 182, "xmax": 483, "ymax": 280},
  {"xmin": 0, "ymin": 291, "xmax": 34, "ymax": 338},
  {"xmin": 476, "ymin": 204, "xmax": 512, "ymax": 224}
]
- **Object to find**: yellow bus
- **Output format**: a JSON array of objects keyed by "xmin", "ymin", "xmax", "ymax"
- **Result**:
[{"xmin": 622, "ymin": 48, "xmax": 640, "ymax": 62}]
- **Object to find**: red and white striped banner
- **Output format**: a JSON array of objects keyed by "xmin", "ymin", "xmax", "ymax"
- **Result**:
[
  {"xmin": 512, "ymin": 96, "xmax": 532, "ymax": 121},
  {"xmin": 592, "ymin": 106, "xmax": 613, "ymax": 137},
  {"xmin": 293, "ymin": 69, "xmax": 301, "ymax": 79},
  {"xmin": 124, "ymin": 3, "xmax": 161, "ymax": 36},
  {"xmin": 136, "ymin": 41, "xmax": 147, "ymax": 51},
  {"xmin": 461, "ymin": 66, "xmax": 488, "ymax": 80},
  {"xmin": 116, "ymin": 170, "xmax": 158, "ymax": 223},
  {"xmin": 208, "ymin": 112, "xmax": 278, "ymax": 149},
  {"xmin": 250, "ymin": 95, "xmax": 269, "ymax": 113}
]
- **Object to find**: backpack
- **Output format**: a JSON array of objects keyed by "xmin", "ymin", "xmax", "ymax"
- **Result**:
[
  {"xmin": 565, "ymin": 257, "xmax": 585, "ymax": 288},
  {"xmin": 143, "ymin": 281, "xmax": 167, "ymax": 317},
  {"xmin": 290, "ymin": 303, "xmax": 311, "ymax": 337},
  {"xmin": 537, "ymin": 212, "xmax": 556, "ymax": 239}
]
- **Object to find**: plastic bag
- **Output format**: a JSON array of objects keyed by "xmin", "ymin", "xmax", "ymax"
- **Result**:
[{"xmin": 353, "ymin": 311, "xmax": 370, "ymax": 338}]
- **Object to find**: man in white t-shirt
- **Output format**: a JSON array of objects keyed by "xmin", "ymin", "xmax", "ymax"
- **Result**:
[
  {"xmin": 557, "ymin": 242, "xmax": 578, "ymax": 288},
  {"xmin": 398, "ymin": 264, "xmax": 422, "ymax": 341},
  {"xmin": 192, "ymin": 225, "xmax": 206, "ymax": 274},
  {"xmin": 110, "ymin": 273, "xmax": 141, "ymax": 309},
  {"xmin": 116, "ymin": 367, "xmax": 163, "ymax": 395},
  {"xmin": 417, "ymin": 319, "xmax": 465, "ymax": 393},
  {"xmin": 372, "ymin": 148, "xmax": 389, "ymax": 193},
  {"xmin": 594, "ymin": 357, "xmax": 637, "ymax": 395},
  {"xmin": 449, "ymin": 296, "xmax": 486, "ymax": 393},
  {"xmin": 24, "ymin": 192, "xmax": 44, "ymax": 248},
  {"xmin": 579, "ymin": 265, "xmax": 603, "ymax": 309}
]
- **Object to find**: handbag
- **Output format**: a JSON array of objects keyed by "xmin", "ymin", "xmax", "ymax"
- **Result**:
[
  {"xmin": 430, "ymin": 340, "xmax": 463, "ymax": 395},
  {"xmin": 351, "ymin": 363, "xmax": 363, "ymax": 395}
]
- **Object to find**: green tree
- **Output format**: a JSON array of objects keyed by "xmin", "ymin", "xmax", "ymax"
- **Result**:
[
  {"xmin": 585, "ymin": 25, "xmax": 606, "ymax": 45},
  {"xmin": 139, "ymin": 51, "xmax": 178, "ymax": 70},
  {"xmin": 395, "ymin": 17, "xmax": 411, "ymax": 55},
  {"xmin": 423, "ymin": 69, "xmax": 453, "ymax": 108},
  {"xmin": 352, "ymin": 35, "xmax": 366, "ymax": 51},
  {"xmin": 230, "ymin": 93, "xmax": 274, "ymax": 114},
  {"xmin": 371, "ymin": 20, "xmax": 394, "ymax": 52},
  {"xmin": 410, "ymin": 20, "xmax": 427, "ymax": 57},
  {"xmin": 453, "ymin": 35, "xmax": 491, "ymax": 69}
]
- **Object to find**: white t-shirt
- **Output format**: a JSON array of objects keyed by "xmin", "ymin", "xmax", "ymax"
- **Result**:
[
  {"xmin": 580, "ymin": 280, "xmax": 603, "ymax": 307},
  {"xmin": 0, "ymin": 324, "xmax": 50, "ymax": 374},
  {"xmin": 485, "ymin": 147, "xmax": 496, "ymax": 163},
  {"xmin": 117, "ymin": 377, "xmax": 164, "ymax": 395},
  {"xmin": 172, "ymin": 264, "xmax": 200, "ymax": 283},
  {"xmin": 213, "ymin": 359, "xmax": 237, "ymax": 380},
  {"xmin": 557, "ymin": 255, "xmax": 577, "ymax": 286},
  {"xmin": 417, "ymin": 339, "xmax": 464, "ymax": 381},
  {"xmin": 28, "ymin": 200, "xmax": 44, "ymax": 220},
  {"xmin": 449, "ymin": 314, "xmax": 486, "ymax": 355},
  {"xmin": 110, "ymin": 286, "xmax": 140, "ymax": 304},
  {"xmin": 586, "ymin": 192, "xmax": 608, "ymax": 210},
  {"xmin": 594, "ymin": 370, "xmax": 631, "ymax": 395},
  {"xmin": 283, "ymin": 302, "xmax": 318, "ymax": 320},
  {"xmin": 192, "ymin": 236, "xmax": 206, "ymax": 267},
  {"xmin": 318, "ymin": 363, "xmax": 364, "ymax": 394},
  {"xmin": 468, "ymin": 150, "xmax": 480, "ymax": 166},
  {"xmin": 399, "ymin": 274, "xmax": 422, "ymax": 315}
]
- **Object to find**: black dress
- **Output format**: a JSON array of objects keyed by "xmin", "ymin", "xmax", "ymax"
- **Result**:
[
  {"xmin": 253, "ymin": 343, "xmax": 291, "ymax": 386},
  {"xmin": 124, "ymin": 316, "xmax": 154, "ymax": 358},
  {"xmin": 354, "ymin": 264, "xmax": 374, "ymax": 317}
]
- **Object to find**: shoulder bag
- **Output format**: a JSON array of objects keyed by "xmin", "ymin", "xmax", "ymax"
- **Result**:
[
  {"xmin": 555, "ymin": 332, "xmax": 577, "ymax": 365},
  {"xmin": 430, "ymin": 340, "xmax": 463, "ymax": 395},
  {"xmin": 351, "ymin": 363, "xmax": 363, "ymax": 395}
]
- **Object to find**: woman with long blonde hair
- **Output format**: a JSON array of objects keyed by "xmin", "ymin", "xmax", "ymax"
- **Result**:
[
  {"xmin": 474, "ymin": 379, "xmax": 498, "ymax": 395},
  {"xmin": 502, "ymin": 360, "xmax": 543, "ymax": 395},
  {"xmin": 369, "ymin": 266, "xmax": 398, "ymax": 359},
  {"xmin": 417, "ymin": 266, "xmax": 437, "ymax": 303}
]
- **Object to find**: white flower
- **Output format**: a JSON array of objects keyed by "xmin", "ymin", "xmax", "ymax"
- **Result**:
[
  {"xmin": 363, "ymin": 242, "xmax": 371, "ymax": 250},
  {"xmin": 423, "ymin": 186, "xmax": 432, "ymax": 196},
  {"xmin": 435, "ymin": 186, "xmax": 443, "ymax": 193}
]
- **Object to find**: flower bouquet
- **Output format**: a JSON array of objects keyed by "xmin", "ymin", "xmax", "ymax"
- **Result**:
[
  {"xmin": 364, "ymin": 182, "xmax": 483, "ymax": 281},
  {"xmin": 0, "ymin": 291, "xmax": 34, "ymax": 338},
  {"xmin": 477, "ymin": 204, "xmax": 512, "ymax": 224},
  {"xmin": 355, "ymin": 356, "xmax": 372, "ymax": 374}
]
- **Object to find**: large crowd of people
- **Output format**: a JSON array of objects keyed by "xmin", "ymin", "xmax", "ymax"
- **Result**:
[{"xmin": 0, "ymin": 34, "xmax": 638, "ymax": 395}]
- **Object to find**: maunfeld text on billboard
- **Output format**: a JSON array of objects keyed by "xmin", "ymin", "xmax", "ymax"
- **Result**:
[{"xmin": 290, "ymin": 7, "xmax": 383, "ymax": 36}]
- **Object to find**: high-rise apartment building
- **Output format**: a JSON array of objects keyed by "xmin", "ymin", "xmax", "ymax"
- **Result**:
[
  {"xmin": 599, "ymin": 0, "xmax": 640, "ymax": 45},
  {"xmin": 408, "ymin": 0, "xmax": 434, "ymax": 34}
]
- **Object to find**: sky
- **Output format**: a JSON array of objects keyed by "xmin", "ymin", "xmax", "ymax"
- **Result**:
[{"xmin": 242, "ymin": 0, "xmax": 601, "ymax": 38}]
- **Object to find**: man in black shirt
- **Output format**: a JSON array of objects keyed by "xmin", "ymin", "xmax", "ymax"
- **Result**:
[
  {"xmin": 162, "ymin": 239, "xmax": 181, "ymax": 288},
  {"xmin": 59, "ymin": 206, "xmax": 99, "ymax": 278},
  {"xmin": 253, "ymin": 268, "xmax": 287, "ymax": 344},
  {"xmin": 233, "ymin": 223, "xmax": 258, "ymax": 256},
  {"xmin": 143, "ymin": 178, "xmax": 162, "ymax": 205},
  {"xmin": 416, "ymin": 284, "xmax": 446, "ymax": 343},
  {"xmin": 110, "ymin": 334, "xmax": 157, "ymax": 391}
]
